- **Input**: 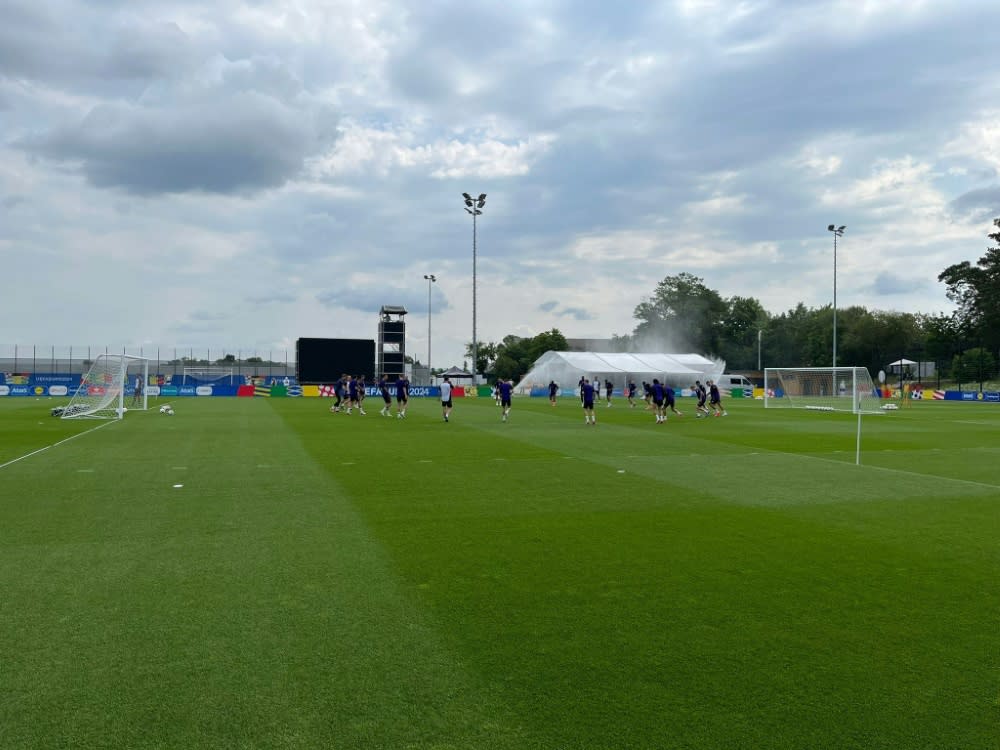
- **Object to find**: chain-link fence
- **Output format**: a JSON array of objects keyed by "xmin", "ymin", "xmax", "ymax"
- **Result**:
[{"xmin": 0, "ymin": 345, "xmax": 296, "ymax": 379}]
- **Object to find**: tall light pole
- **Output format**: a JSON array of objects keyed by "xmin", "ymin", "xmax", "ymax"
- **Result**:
[
  {"xmin": 423, "ymin": 274, "xmax": 436, "ymax": 377},
  {"xmin": 827, "ymin": 224, "xmax": 846, "ymax": 369},
  {"xmin": 463, "ymin": 192, "xmax": 486, "ymax": 384}
]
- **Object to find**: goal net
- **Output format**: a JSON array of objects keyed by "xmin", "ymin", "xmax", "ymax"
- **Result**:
[
  {"xmin": 62, "ymin": 354, "xmax": 150, "ymax": 419},
  {"xmin": 763, "ymin": 367, "xmax": 882, "ymax": 414},
  {"xmin": 182, "ymin": 367, "xmax": 234, "ymax": 385}
]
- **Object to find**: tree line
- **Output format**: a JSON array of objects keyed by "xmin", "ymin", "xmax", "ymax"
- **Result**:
[{"xmin": 465, "ymin": 219, "xmax": 1000, "ymax": 386}]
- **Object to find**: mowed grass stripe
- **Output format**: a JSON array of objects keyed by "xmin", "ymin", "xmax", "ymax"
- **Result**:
[
  {"xmin": 280, "ymin": 396, "xmax": 1000, "ymax": 748},
  {"xmin": 0, "ymin": 398, "xmax": 526, "ymax": 749}
]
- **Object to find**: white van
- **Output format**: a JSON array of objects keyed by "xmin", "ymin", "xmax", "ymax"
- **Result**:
[{"xmin": 719, "ymin": 374, "xmax": 754, "ymax": 389}]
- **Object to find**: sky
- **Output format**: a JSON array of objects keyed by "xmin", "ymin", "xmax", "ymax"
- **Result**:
[{"xmin": 2, "ymin": 0, "xmax": 999, "ymax": 370}]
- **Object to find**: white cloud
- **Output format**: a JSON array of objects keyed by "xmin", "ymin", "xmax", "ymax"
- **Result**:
[{"xmin": 307, "ymin": 122, "xmax": 556, "ymax": 179}]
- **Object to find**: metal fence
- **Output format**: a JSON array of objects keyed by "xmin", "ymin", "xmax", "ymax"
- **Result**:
[{"xmin": 0, "ymin": 345, "xmax": 296, "ymax": 379}]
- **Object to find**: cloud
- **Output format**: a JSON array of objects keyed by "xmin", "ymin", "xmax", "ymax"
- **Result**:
[
  {"xmin": 867, "ymin": 272, "xmax": 928, "ymax": 297},
  {"xmin": 18, "ymin": 91, "xmax": 319, "ymax": 195},
  {"xmin": 948, "ymin": 186, "xmax": 1000, "ymax": 222},
  {"xmin": 307, "ymin": 122, "xmax": 556, "ymax": 180},
  {"xmin": 2, "ymin": 0, "xmax": 999, "ymax": 369}
]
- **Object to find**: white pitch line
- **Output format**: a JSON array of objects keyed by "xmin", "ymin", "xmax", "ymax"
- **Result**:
[{"xmin": 0, "ymin": 421, "xmax": 116, "ymax": 471}]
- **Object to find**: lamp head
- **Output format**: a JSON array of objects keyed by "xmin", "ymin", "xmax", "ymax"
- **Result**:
[{"xmin": 827, "ymin": 224, "xmax": 835, "ymax": 231}]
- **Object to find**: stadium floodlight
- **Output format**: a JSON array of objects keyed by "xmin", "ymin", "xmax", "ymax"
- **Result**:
[
  {"xmin": 827, "ymin": 224, "xmax": 846, "ymax": 395},
  {"xmin": 423, "ymin": 274, "xmax": 437, "ymax": 376},
  {"xmin": 462, "ymin": 192, "xmax": 486, "ymax": 384}
]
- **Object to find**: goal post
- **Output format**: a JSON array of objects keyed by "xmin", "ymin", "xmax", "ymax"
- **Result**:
[
  {"xmin": 763, "ymin": 367, "xmax": 882, "ymax": 414},
  {"xmin": 763, "ymin": 366, "xmax": 884, "ymax": 466},
  {"xmin": 62, "ymin": 354, "xmax": 149, "ymax": 419}
]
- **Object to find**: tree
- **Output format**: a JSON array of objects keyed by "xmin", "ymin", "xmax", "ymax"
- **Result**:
[
  {"xmin": 632, "ymin": 273, "xmax": 727, "ymax": 354},
  {"xmin": 488, "ymin": 329, "xmax": 569, "ymax": 382},
  {"xmin": 952, "ymin": 347, "xmax": 997, "ymax": 387},
  {"xmin": 938, "ymin": 218, "xmax": 1000, "ymax": 358},
  {"xmin": 717, "ymin": 296, "xmax": 769, "ymax": 369},
  {"xmin": 464, "ymin": 341, "xmax": 499, "ymax": 377}
]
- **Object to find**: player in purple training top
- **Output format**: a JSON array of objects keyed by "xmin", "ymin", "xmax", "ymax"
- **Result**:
[
  {"xmin": 627, "ymin": 380, "xmax": 637, "ymax": 408},
  {"xmin": 693, "ymin": 381, "xmax": 710, "ymax": 417},
  {"xmin": 378, "ymin": 375, "xmax": 392, "ymax": 416},
  {"xmin": 395, "ymin": 376, "xmax": 409, "ymax": 418},
  {"xmin": 581, "ymin": 378, "xmax": 597, "ymax": 425},
  {"xmin": 651, "ymin": 379, "xmax": 666, "ymax": 424},
  {"xmin": 355, "ymin": 375, "xmax": 367, "ymax": 414},
  {"xmin": 604, "ymin": 379, "xmax": 613, "ymax": 408},
  {"xmin": 346, "ymin": 375, "xmax": 359, "ymax": 414},
  {"xmin": 708, "ymin": 380, "xmax": 727, "ymax": 416},
  {"xmin": 664, "ymin": 384, "xmax": 682, "ymax": 417},
  {"xmin": 498, "ymin": 378, "xmax": 513, "ymax": 422},
  {"xmin": 549, "ymin": 380, "xmax": 559, "ymax": 407}
]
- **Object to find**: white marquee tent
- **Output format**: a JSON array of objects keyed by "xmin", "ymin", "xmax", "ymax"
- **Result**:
[{"xmin": 513, "ymin": 351, "xmax": 725, "ymax": 394}]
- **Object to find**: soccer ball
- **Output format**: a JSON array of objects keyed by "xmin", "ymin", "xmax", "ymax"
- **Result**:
[{"xmin": 159, "ymin": 404, "xmax": 174, "ymax": 415}]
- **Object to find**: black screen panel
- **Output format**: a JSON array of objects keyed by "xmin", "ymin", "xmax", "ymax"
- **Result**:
[{"xmin": 296, "ymin": 338, "xmax": 375, "ymax": 384}]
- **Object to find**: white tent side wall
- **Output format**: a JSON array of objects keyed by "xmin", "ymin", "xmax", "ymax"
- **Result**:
[{"xmin": 513, "ymin": 352, "xmax": 725, "ymax": 394}]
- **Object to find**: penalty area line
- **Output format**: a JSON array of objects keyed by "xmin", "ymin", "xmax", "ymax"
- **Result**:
[{"xmin": 0, "ymin": 421, "xmax": 116, "ymax": 471}]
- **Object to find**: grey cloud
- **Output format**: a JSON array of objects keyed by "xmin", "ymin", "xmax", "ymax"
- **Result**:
[
  {"xmin": 558, "ymin": 307, "xmax": 595, "ymax": 321},
  {"xmin": 535, "ymin": 300, "xmax": 595, "ymax": 321},
  {"xmin": 317, "ymin": 286, "xmax": 452, "ymax": 316},
  {"xmin": 1, "ymin": 195, "xmax": 27, "ymax": 210},
  {"xmin": 868, "ymin": 273, "xmax": 926, "ymax": 297},
  {"xmin": 949, "ymin": 187, "xmax": 1000, "ymax": 222},
  {"xmin": 0, "ymin": 2, "xmax": 202, "ymax": 90},
  {"xmin": 246, "ymin": 292, "xmax": 298, "ymax": 305},
  {"xmin": 19, "ymin": 92, "xmax": 319, "ymax": 195}
]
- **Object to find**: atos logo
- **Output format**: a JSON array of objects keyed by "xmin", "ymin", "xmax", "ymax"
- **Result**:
[{"xmin": 11, "ymin": 386, "xmax": 30, "ymax": 395}]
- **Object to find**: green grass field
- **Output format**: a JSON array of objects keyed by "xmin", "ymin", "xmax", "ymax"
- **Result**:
[{"xmin": 1, "ymin": 394, "xmax": 998, "ymax": 749}]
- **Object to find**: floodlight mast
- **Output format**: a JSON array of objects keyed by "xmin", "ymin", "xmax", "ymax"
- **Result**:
[
  {"xmin": 423, "ymin": 274, "xmax": 437, "ymax": 376},
  {"xmin": 463, "ymin": 193, "xmax": 486, "ymax": 384},
  {"xmin": 827, "ymin": 224, "xmax": 846, "ymax": 368}
]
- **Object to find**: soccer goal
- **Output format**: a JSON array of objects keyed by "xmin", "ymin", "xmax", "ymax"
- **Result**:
[
  {"xmin": 763, "ymin": 367, "xmax": 883, "ymax": 465},
  {"xmin": 763, "ymin": 367, "xmax": 882, "ymax": 414},
  {"xmin": 62, "ymin": 354, "xmax": 150, "ymax": 419}
]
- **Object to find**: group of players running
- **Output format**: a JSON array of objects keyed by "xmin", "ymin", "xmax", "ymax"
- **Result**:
[
  {"xmin": 329, "ymin": 373, "xmax": 413, "ymax": 418},
  {"xmin": 329, "ymin": 372, "xmax": 726, "ymax": 425},
  {"xmin": 574, "ymin": 377, "xmax": 727, "ymax": 425}
]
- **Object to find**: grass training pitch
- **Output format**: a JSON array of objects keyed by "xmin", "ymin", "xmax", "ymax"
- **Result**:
[{"xmin": 1, "ymin": 394, "xmax": 998, "ymax": 748}]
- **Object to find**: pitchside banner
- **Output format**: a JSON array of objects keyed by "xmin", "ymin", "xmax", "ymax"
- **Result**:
[{"xmin": 7, "ymin": 373, "xmax": 997, "ymax": 402}]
